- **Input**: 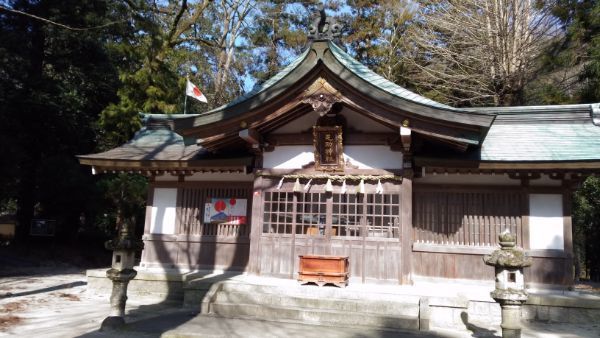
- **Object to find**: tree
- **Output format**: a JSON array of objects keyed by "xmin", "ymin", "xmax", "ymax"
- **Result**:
[
  {"xmin": 573, "ymin": 176, "xmax": 600, "ymax": 281},
  {"xmin": 0, "ymin": 0, "xmax": 125, "ymax": 241},
  {"xmin": 539, "ymin": 1, "xmax": 600, "ymax": 281},
  {"xmin": 99, "ymin": 0, "xmax": 212, "ymax": 148},
  {"xmin": 97, "ymin": 174, "xmax": 147, "ymax": 238},
  {"xmin": 247, "ymin": 1, "xmax": 317, "ymax": 83},
  {"xmin": 405, "ymin": 0, "xmax": 560, "ymax": 106},
  {"xmin": 208, "ymin": 0, "xmax": 255, "ymax": 104},
  {"xmin": 543, "ymin": 0, "xmax": 600, "ymax": 103},
  {"xmin": 342, "ymin": 0, "xmax": 416, "ymax": 87}
]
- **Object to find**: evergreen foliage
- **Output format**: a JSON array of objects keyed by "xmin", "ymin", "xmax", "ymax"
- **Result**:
[
  {"xmin": 0, "ymin": 0, "xmax": 123, "ymax": 240},
  {"xmin": 573, "ymin": 176, "xmax": 600, "ymax": 281}
]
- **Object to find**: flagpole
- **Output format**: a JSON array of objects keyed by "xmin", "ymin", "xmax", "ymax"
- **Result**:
[
  {"xmin": 184, "ymin": 90, "xmax": 187, "ymax": 115},
  {"xmin": 184, "ymin": 75, "xmax": 188, "ymax": 115}
]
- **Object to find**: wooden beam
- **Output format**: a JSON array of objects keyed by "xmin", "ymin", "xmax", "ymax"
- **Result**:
[
  {"xmin": 258, "ymin": 168, "xmax": 403, "ymax": 177},
  {"xmin": 400, "ymin": 126, "xmax": 411, "ymax": 153},
  {"xmin": 521, "ymin": 187, "xmax": 530, "ymax": 251},
  {"xmin": 239, "ymin": 128, "xmax": 261, "ymax": 145},
  {"xmin": 266, "ymin": 133, "xmax": 312, "ymax": 145},
  {"xmin": 265, "ymin": 132, "xmax": 398, "ymax": 146}
]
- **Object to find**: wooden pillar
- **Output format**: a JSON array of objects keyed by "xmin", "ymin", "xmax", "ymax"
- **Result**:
[
  {"xmin": 520, "ymin": 180, "xmax": 530, "ymax": 250},
  {"xmin": 248, "ymin": 176, "xmax": 265, "ymax": 275},
  {"xmin": 175, "ymin": 177, "xmax": 184, "ymax": 235},
  {"xmin": 562, "ymin": 180, "xmax": 574, "ymax": 285},
  {"xmin": 143, "ymin": 177, "xmax": 156, "ymax": 235},
  {"xmin": 141, "ymin": 178, "xmax": 155, "ymax": 266},
  {"xmin": 401, "ymin": 171, "xmax": 413, "ymax": 285}
]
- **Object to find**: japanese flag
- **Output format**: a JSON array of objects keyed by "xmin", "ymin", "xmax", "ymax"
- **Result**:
[{"xmin": 186, "ymin": 79, "xmax": 208, "ymax": 103}]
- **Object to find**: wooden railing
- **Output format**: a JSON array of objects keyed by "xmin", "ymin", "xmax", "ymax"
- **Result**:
[
  {"xmin": 201, "ymin": 222, "xmax": 249, "ymax": 237},
  {"xmin": 413, "ymin": 190, "xmax": 523, "ymax": 247}
]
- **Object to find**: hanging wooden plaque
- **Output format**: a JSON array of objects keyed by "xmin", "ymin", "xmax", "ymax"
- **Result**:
[{"xmin": 313, "ymin": 126, "xmax": 344, "ymax": 171}]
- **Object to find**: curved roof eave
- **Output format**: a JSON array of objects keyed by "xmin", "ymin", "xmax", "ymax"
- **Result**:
[
  {"xmin": 325, "ymin": 42, "xmax": 492, "ymax": 128},
  {"xmin": 175, "ymin": 40, "xmax": 495, "ymax": 134},
  {"xmin": 172, "ymin": 46, "xmax": 316, "ymax": 131},
  {"xmin": 462, "ymin": 103, "xmax": 595, "ymax": 114}
]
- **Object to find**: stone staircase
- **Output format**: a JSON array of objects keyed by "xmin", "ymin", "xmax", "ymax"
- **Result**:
[{"xmin": 185, "ymin": 278, "xmax": 422, "ymax": 331}]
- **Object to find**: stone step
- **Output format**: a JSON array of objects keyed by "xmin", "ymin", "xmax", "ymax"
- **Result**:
[
  {"xmin": 217, "ymin": 281, "xmax": 421, "ymax": 304},
  {"xmin": 214, "ymin": 290, "xmax": 419, "ymax": 317},
  {"xmin": 209, "ymin": 302, "xmax": 420, "ymax": 331}
]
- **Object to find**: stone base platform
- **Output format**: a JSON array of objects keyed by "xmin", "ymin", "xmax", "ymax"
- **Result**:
[{"xmin": 86, "ymin": 268, "xmax": 600, "ymax": 331}]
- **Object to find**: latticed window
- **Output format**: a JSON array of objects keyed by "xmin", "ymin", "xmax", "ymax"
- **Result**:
[
  {"xmin": 332, "ymin": 194, "xmax": 363, "ymax": 237},
  {"xmin": 263, "ymin": 192, "xmax": 294, "ymax": 234},
  {"xmin": 262, "ymin": 190, "xmax": 401, "ymax": 239},
  {"xmin": 296, "ymin": 193, "xmax": 327, "ymax": 236},
  {"xmin": 364, "ymin": 194, "xmax": 401, "ymax": 238}
]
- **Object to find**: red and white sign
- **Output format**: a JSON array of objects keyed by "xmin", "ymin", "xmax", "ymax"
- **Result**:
[{"xmin": 203, "ymin": 198, "xmax": 247, "ymax": 224}]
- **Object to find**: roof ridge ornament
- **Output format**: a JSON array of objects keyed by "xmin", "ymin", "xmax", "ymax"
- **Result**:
[{"xmin": 308, "ymin": 4, "xmax": 341, "ymax": 41}]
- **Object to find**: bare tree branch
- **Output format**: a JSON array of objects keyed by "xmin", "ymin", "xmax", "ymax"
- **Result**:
[{"xmin": 406, "ymin": 0, "xmax": 559, "ymax": 106}]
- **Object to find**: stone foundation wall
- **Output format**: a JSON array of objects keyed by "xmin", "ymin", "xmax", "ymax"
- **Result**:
[
  {"xmin": 426, "ymin": 295, "xmax": 600, "ymax": 329},
  {"xmin": 87, "ymin": 269, "xmax": 600, "ymax": 330}
]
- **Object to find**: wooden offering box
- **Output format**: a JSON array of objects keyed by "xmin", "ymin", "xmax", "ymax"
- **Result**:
[{"xmin": 298, "ymin": 255, "xmax": 349, "ymax": 288}]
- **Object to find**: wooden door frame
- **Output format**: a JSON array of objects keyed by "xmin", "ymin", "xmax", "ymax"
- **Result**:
[{"xmin": 250, "ymin": 177, "xmax": 410, "ymax": 283}]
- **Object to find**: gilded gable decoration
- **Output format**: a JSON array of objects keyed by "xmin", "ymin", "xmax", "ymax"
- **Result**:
[{"xmin": 302, "ymin": 77, "xmax": 342, "ymax": 116}]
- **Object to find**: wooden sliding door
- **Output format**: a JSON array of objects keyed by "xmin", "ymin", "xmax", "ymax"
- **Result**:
[{"xmin": 257, "ymin": 180, "xmax": 403, "ymax": 283}]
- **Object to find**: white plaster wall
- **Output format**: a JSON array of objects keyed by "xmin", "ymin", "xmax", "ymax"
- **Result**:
[
  {"xmin": 344, "ymin": 146, "xmax": 402, "ymax": 169},
  {"xmin": 529, "ymin": 194, "xmax": 564, "ymax": 250},
  {"xmin": 150, "ymin": 188, "xmax": 177, "ymax": 234},
  {"xmin": 262, "ymin": 145, "xmax": 402, "ymax": 169},
  {"xmin": 263, "ymin": 145, "xmax": 314, "ymax": 169}
]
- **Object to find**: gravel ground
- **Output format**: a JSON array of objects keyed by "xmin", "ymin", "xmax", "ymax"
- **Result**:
[{"xmin": 0, "ymin": 269, "xmax": 176, "ymax": 338}]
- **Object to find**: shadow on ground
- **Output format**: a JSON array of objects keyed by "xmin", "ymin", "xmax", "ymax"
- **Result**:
[
  {"xmin": 0, "ymin": 281, "xmax": 87, "ymax": 298},
  {"xmin": 460, "ymin": 312, "xmax": 498, "ymax": 338}
]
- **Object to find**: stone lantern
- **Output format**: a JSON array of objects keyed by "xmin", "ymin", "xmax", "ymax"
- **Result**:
[
  {"xmin": 100, "ymin": 222, "xmax": 144, "ymax": 331},
  {"xmin": 484, "ymin": 230, "xmax": 532, "ymax": 338}
]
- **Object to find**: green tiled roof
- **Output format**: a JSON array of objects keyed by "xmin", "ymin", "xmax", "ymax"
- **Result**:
[
  {"xmin": 185, "ymin": 40, "xmax": 494, "ymax": 130},
  {"xmin": 78, "ymin": 125, "xmax": 201, "ymax": 161},
  {"xmin": 481, "ymin": 122, "xmax": 600, "ymax": 161},
  {"xmin": 110, "ymin": 42, "xmax": 600, "ymax": 166},
  {"xmin": 198, "ymin": 41, "xmax": 455, "ymax": 117},
  {"xmin": 328, "ymin": 42, "xmax": 453, "ymax": 110}
]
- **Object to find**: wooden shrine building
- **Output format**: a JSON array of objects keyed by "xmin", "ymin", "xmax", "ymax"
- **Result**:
[{"xmin": 79, "ymin": 17, "xmax": 600, "ymax": 288}]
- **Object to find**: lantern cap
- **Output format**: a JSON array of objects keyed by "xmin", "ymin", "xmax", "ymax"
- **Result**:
[{"xmin": 483, "ymin": 230, "xmax": 532, "ymax": 268}]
